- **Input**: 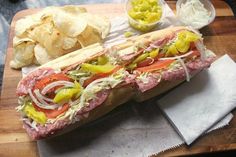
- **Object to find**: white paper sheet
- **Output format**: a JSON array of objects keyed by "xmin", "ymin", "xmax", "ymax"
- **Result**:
[{"xmin": 158, "ymin": 55, "xmax": 236, "ymax": 145}]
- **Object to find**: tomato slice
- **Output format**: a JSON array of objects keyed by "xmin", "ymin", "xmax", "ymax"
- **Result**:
[
  {"xmin": 187, "ymin": 50, "xmax": 200, "ymax": 59},
  {"xmin": 190, "ymin": 42, "xmax": 196, "ymax": 50},
  {"xmin": 33, "ymin": 103, "xmax": 70, "ymax": 119},
  {"xmin": 33, "ymin": 73, "xmax": 71, "ymax": 92},
  {"xmin": 136, "ymin": 60, "xmax": 174, "ymax": 72},
  {"xmin": 83, "ymin": 66, "xmax": 122, "ymax": 87},
  {"xmin": 32, "ymin": 73, "xmax": 71, "ymax": 118}
]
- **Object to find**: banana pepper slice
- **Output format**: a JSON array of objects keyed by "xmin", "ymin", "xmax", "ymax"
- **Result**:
[
  {"xmin": 175, "ymin": 39, "xmax": 190, "ymax": 53},
  {"xmin": 97, "ymin": 56, "xmax": 109, "ymax": 65},
  {"xmin": 178, "ymin": 30, "xmax": 200, "ymax": 42},
  {"xmin": 81, "ymin": 63, "xmax": 116, "ymax": 74},
  {"xmin": 23, "ymin": 102, "xmax": 47, "ymax": 124},
  {"xmin": 53, "ymin": 82, "xmax": 82, "ymax": 103},
  {"xmin": 166, "ymin": 30, "xmax": 200, "ymax": 56}
]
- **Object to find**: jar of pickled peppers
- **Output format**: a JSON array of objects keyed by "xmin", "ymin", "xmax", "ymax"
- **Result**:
[{"xmin": 125, "ymin": 0, "xmax": 164, "ymax": 32}]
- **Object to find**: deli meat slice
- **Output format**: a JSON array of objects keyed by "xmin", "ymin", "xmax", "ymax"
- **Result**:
[
  {"xmin": 136, "ymin": 57, "xmax": 216, "ymax": 92},
  {"xmin": 135, "ymin": 74, "xmax": 161, "ymax": 92},
  {"xmin": 16, "ymin": 67, "xmax": 55, "ymax": 96},
  {"xmin": 186, "ymin": 57, "xmax": 215, "ymax": 70},
  {"xmin": 162, "ymin": 69, "xmax": 186, "ymax": 81},
  {"xmin": 119, "ymin": 49, "xmax": 144, "ymax": 61},
  {"xmin": 77, "ymin": 90, "xmax": 110, "ymax": 115},
  {"xmin": 22, "ymin": 90, "xmax": 110, "ymax": 140},
  {"xmin": 23, "ymin": 119, "xmax": 70, "ymax": 140}
]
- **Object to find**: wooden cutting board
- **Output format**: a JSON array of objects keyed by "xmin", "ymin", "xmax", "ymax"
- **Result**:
[{"xmin": 0, "ymin": 1, "xmax": 235, "ymax": 157}]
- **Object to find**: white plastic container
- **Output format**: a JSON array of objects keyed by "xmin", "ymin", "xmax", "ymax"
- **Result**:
[
  {"xmin": 125, "ymin": 0, "xmax": 165, "ymax": 32},
  {"xmin": 176, "ymin": 0, "xmax": 216, "ymax": 29}
]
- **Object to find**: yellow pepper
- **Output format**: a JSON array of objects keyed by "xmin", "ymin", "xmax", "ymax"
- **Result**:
[
  {"xmin": 175, "ymin": 39, "xmax": 190, "ymax": 53},
  {"xmin": 23, "ymin": 102, "xmax": 47, "ymax": 124},
  {"xmin": 149, "ymin": 48, "xmax": 159, "ymax": 58},
  {"xmin": 124, "ymin": 31, "xmax": 134, "ymax": 38},
  {"xmin": 81, "ymin": 63, "xmax": 116, "ymax": 74},
  {"xmin": 97, "ymin": 55, "xmax": 108, "ymax": 65},
  {"xmin": 128, "ymin": 0, "xmax": 162, "ymax": 23},
  {"xmin": 166, "ymin": 44, "xmax": 179, "ymax": 56},
  {"xmin": 133, "ymin": 53, "xmax": 149, "ymax": 63},
  {"xmin": 53, "ymin": 82, "xmax": 82, "ymax": 103},
  {"xmin": 127, "ymin": 63, "xmax": 137, "ymax": 70},
  {"xmin": 178, "ymin": 30, "xmax": 200, "ymax": 42}
]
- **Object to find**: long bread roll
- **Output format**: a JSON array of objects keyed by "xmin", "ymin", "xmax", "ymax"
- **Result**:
[{"xmin": 16, "ymin": 26, "xmax": 216, "ymax": 140}]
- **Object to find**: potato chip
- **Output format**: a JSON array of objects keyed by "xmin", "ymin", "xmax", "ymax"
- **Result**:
[
  {"xmin": 43, "ymin": 27, "xmax": 66, "ymax": 57},
  {"xmin": 53, "ymin": 11, "xmax": 87, "ymax": 37},
  {"xmin": 10, "ymin": 41, "xmax": 35, "ymax": 68},
  {"xmin": 15, "ymin": 15, "xmax": 42, "ymax": 37},
  {"xmin": 34, "ymin": 44, "xmax": 53, "ymax": 65},
  {"xmin": 60, "ymin": 41, "xmax": 82, "ymax": 56},
  {"xmin": 27, "ymin": 20, "xmax": 63, "ymax": 57},
  {"xmin": 11, "ymin": 5, "xmax": 111, "ymax": 69},
  {"xmin": 13, "ymin": 37, "xmax": 35, "ymax": 47},
  {"xmin": 77, "ymin": 25, "xmax": 102, "ymax": 47},
  {"xmin": 62, "ymin": 37, "xmax": 78, "ymax": 50},
  {"xmin": 58, "ymin": 5, "xmax": 87, "ymax": 15},
  {"xmin": 78, "ymin": 13, "xmax": 111, "ymax": 39},
  {"xmin": 27, "ymin": 19, "xmax": 54, "ymax": 43}
]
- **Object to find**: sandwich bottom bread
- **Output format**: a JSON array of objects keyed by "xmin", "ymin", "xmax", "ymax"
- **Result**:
[{"xmin": 16, "ymin": 26, "xmax": 216, "ymax": 140}]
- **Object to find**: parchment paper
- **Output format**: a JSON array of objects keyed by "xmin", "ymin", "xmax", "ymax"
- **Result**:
[{"xmin": 37, "ymin": 99, "xmax": 233, "ymax": 157}]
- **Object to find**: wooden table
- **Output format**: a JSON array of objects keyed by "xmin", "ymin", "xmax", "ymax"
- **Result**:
[{"xmin": 0, "ymin": 1, "xmax": 235, "ymax": 156}]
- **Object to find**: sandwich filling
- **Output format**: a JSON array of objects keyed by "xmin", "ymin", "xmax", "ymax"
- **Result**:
[
  {"xmin": 16, "ymin": 54, "xmax": 130, "ymax": 137},
  {"xmin": 116, "ymin": 30, "xmax": 215, "ymax": 92},
  {"xmin": 16, "ymin": 28, "xmax": 216, "ymax": 139}
]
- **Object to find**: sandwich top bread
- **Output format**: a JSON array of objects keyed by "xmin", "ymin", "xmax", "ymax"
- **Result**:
[{"xmin": 16, "ymin": 26, "xmax": 216, "ymax": 140}]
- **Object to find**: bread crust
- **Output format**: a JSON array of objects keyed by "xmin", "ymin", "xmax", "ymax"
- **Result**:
[
  {"xmin": 112, "ymin": 26, "xmax": 186, "ymax": 51},
  {"xmin": 50, "ymin": 85, "xmax": 135, "ymax": 138}
]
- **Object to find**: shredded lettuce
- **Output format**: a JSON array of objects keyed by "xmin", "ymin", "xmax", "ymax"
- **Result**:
[
  {"xmin": 48, "ymin": 68, "xmax": 127, "ymax": 123},
  {"xmin": 16, "ymin": 96, "xmax": 30, "ymax": 112},
  {"xmin": 168, "ymin": 60, "xmax": 182, "ymax": 72},
  {"xmin": 136, "ymin": 72, "xmax": 150, "ymax": 84}
]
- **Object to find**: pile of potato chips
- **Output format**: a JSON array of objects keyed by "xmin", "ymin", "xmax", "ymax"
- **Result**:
[{"xmin": 10, "ymin": 5, "xmax": 111, "ymax": 69}]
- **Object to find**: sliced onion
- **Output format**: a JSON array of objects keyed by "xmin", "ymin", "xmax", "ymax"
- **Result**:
[
  {"xmin": 145, "ymin": 46, "xmax": 153, "ymax": 52},
  {"xmin": 28, "ymin": 89, "xmax": 58, "ymax": 110},
  {"xmin": 41, "ymin": 81, "xmax": 74, "ymax": 95},
  {"xmin": 34, "ymin": 89, "xmax": 59, "ymax": 109},
  {"xmin": 34, "ymin": 89, "xmax": 54, "ymax": 103},
  {"xmin": 195, "ymin": 41, "xmax": 206, "ymax": 61},
  {"xmin": 159, "ymin": 51, "xmax": 194, "ymax": 61},
  {"xmin": 24, "ymin": 119, "xmax": 39, "ymax": 131},
  {"xmin": 69, "ymin": 98, "xmax": 80, "ymax": 106},
  {"xmin": 177, "ymin": 58, "xmax": 190, "ymax": 82},
  {"xmin": 147, "ymin": 57, "xmax": 155, "ymax": 65},
  {"xmin": 149, "ymin": 43, "xmax": 159, "ymax": 49}
]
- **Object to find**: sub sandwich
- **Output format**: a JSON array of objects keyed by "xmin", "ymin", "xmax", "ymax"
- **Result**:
[{"xmin": 16, "ymin": 26, "xmax": 216, "ymax": 140}]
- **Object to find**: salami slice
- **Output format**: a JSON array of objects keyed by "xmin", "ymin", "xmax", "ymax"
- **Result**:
[{"xmin": 16, "ymin": 68, "xmax": 55, "ymax": 96}]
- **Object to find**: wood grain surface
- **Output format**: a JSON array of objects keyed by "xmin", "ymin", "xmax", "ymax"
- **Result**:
[{"xmin": 0, "ymin": 1, "xmax": 235, "ymax": 157}]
